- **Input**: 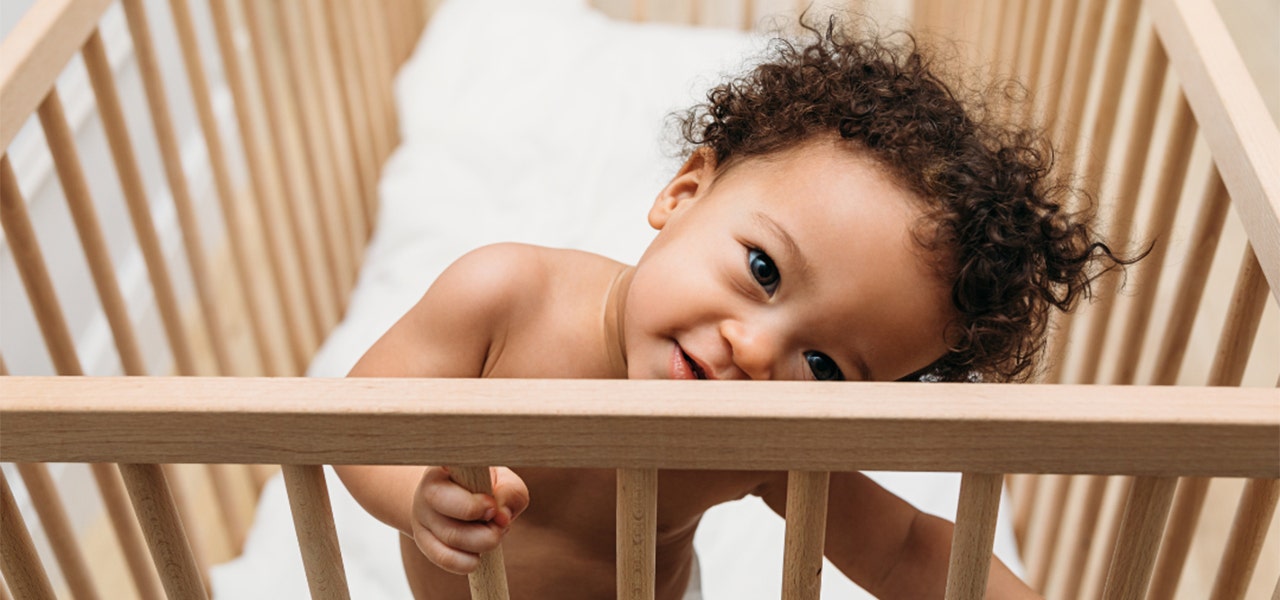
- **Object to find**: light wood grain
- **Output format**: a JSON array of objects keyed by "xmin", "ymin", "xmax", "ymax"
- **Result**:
[
  {"xmin": 449, "ymin": 467, "xmax": 510, "ymax": 600},
  {"xmin": 1103, "ymin": 476, "xmax": 1178, "ymax": 599},
  {"xmin": 617, "ymin": 468, "xmax": 657, "ymax": 600},
  {"xmin": 0, "ymin": 470, "xmax": 57, "ymax": 600},
  {"xmin": 242, "ymin": 0, "xmax": 342, "ymax": 337},
  {"xmin": 38, "ymin": 90, "xmax": 148, "ymax": 376},
  {"xmin": 0, "ymin": 156, "xmax": 81, "ymax": 375},
  {"xmin": 945, "ymin": 472, "xmax": 1002, "ymax": 600},
  {"xmin": 1210, "ymin": 478, "xmax": 1280, "ymax": 600},
  {"xmin": 121, "ymin": 0, "xmax": 233, "ymax": 377},
  {"xmin": 168, "ymin": 0, "xmax": 282, "ymax": 376},
  {"xmin": 0, "ymin": 0, "xmax": 113, "ymax": 150},
  {"xmin": 208, "ymin": 0, "xmax": 315, "ymax": 374},
  {"xmin": 116, "ymin": 464, "xmax": 206, "ymax": 600},
  {"xmin": 14, "ymin": 463, "xmax": 100, "ymax": 600},
  {"xmin": 782, "ymin": 470, "xmax": 829, "ymax": 600},
  {"xmin": 1148, "ymin": 0, "xmax": 1280, "ymax": 301},
  {"xmin": 281, "ymin": 465, "xmax": 350, "ymax": 600},
  {"xmin": 81, "ymin": 27, "xmax": 200, "ymax": 377},
  {"xmin": 1, "ymin": 378, "xmax": 1275, "ymax": 475}
]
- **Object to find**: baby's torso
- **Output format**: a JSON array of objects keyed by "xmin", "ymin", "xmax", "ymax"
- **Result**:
[
  {"xmin": 403, "ymin": 247, "xmax": 780, "ymax": 599},
  {"xmin": 403, "ymin": 468, "xmax": 774, "ymax": 600}
]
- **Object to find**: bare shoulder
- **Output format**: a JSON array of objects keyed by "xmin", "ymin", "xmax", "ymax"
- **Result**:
[
  {"xmin": 437, "ymin": 243, "xmax": 557, "ymax": 306},
  {"xmin": 349, "ymin": 243, "xmax": 560, "ymax": 377}
]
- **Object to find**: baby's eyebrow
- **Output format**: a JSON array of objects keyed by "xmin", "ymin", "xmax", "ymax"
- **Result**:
[{"xmin": 751, "ymin": 211, "xmax": 811, "ymax": 280}]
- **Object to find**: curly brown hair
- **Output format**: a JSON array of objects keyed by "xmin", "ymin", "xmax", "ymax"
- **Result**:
[{"xmin": 676, "ymin": 16, "xmax": 1135, "ymax": 382}]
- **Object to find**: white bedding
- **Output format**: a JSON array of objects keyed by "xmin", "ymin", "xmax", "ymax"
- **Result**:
[{"xmin": 211, "ymin": 1, "xmax": 1024, "ymax": 597}]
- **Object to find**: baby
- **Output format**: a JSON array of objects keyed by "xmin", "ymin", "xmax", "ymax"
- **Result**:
[{"xmin": 337, "ymin": 18, "xmax": 1120, "ymax": 600}]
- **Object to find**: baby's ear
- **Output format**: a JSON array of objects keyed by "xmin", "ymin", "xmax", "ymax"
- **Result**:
[{"xmin": 649, "ymin": 148, "xmax": 716, "ymax": 230}]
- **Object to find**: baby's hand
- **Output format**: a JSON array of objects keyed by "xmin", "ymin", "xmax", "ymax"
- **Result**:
[{"xmin": 411, "ymin": 466, "xmax": 529, "ymax": 574}]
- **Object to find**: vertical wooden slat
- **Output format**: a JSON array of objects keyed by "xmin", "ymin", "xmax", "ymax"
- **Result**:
[
  {"xmin": 1109, "ymin": 95, "xmax": 1199, "ymax": 386},
  {"xmin": 1012, "ymin": 473, "xmax": 1040, "ymax": 547},
  {"xmin": 86, "ymin": 464, "xmax": 164, "ymax": 600},
  {"xmin": 1210, "ymin": 478, "xmax": 1280, "ymax": 600},
  {"xmin": 333, "ymin": 0, "xmax": 392, "ymax": 176},
  {"xmin": 0, "ymin": 574, "xmax": 12, "ymax": 600},
  {"xmin": 1149, "ymin": 169, "xmax": 1230, "ymax": 387},
  {"xmin": 14, "ymin": 464, "xmax": 100, "ymax": 600},
  {"xmin": 120, "ymin": 0, "xmax": 236, "ymax": 377},
  {"xmin": 781, "ymin": 470, "xmax": 829, "ymax": 600},
  {"xmin": 0, "ymin": 155, "xmax": 81, "ymax": 375},
  {"xmin": 158, "ymin": 465, "xmax": 211, "ymax": 594},
  {"xmin": 1080, "ymin": 475, "xmax": 1134, "ymax": 600},
  {"xmin": 449, "ymin": 466, "xmax": 510, "ymax": 600},
  {"xmin": 208, "ymin": 0, "xmax": 316, "ymax": 374},
  {"xmin": 167, "ymin": 0, "xmax": 285, "ymax": 376},
  {"xmin": 241, "ymin": 0, "xmax": 343, "ymax": 335},
  {"xmin": 1146, "ymin": 477, "xmax": 1212, "ymax": 600},
  {"xmin": 38, "ymin": 91, "xmax": 148, "ymax": 375},
  {"xmin": 281, "ymin": 465, "xmax": 350, "ymax": 600},
  {"xmin": 1053, "ymin": 0, "xmax": 1145, "ymax": 384},
  {"xmin": 1026, "ymin": 474, "xmax": 1072, "ymax": 588},
  {"xmin": 1042, "ymin": 0, "xmax": 1111, "ymax": 381},
  {"xmin": 1075, "ymin": 31, "xmax": 1171, "ymax": 385},
  {"xmin": 1051, "ymin": 474, "xmax": 1110, "ymax": 599},
  {"xmin": 323, "ymin": 0, "xmax": 380, "ymax": 229},
  {"xmin": 1, "ymin": 157, "xmax": 164, "ymax": 600},
  {"xmin": 343, "ymin": 0, "xmax": 391, "ymax": 166},
  {"xmin": 1148, "ymin": 245, "xmax": 1270, "ymax": 599},
  {"xmin": 360, "ymin": 0, "xmax": 401, "ymax": 153},
  {"xmin": 262, "ymin": 0, "xmax": 355, "ymax": 312},
  {"xmin": 1103, "ymin": 476, "xmax": 1178, "ymax": 599},
  {"xmin": 80, "ymin": 29, "xmax": 200, "ymax": 377},
  {"xmin": 118, "ymin": 464, "xmax": 207, "ymax": 600},
  {"xmin": 993, "ymin": 0, "xmax": 1025, "ymax": 78},
  {"xmin": 299, "ymin": 0, "xmax": 368, "ymax": 267},
  {"xmin": 1014, "ymin": 0, "xmax": 1052, "ymax": 113},
  {"xmin": 0, "ymin": 470, "xmax": 57, "ymax": 600},
  {"xmin": 975, "ymin": 0, "xmax": 1003, "ymax": 71},
  {"xmin": 205, "ymin": 464, "xmax": 250, "ymax": 552},
  {"xmin": 945, "ymin": 473, "xmax": 1003, "ymax": 600},
  {"xmin": 1027, "ymin": 0, "xmax": 1081, "ymax": 127},
  {"xmin": 617, "ymin": 468, "xmax": 657, "ymax": 600}
]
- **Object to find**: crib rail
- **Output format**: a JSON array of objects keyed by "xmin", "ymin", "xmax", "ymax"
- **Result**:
[
  {"xmin": 2, "ymin": 377, "xmax": 1277, "ymax": 600},
  {"xmin": 3, "ymin": 0, "xmax": 1279, "ymax": 598},
  {"xmin": 1, "ymin": 0, "xmax": 425, "ymax": 598},
  {"xmin": 1, "ymin": 377, "xmax": 1276, "ymax": 475}
]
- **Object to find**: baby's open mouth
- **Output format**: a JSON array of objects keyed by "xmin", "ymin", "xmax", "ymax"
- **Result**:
[{"xmin": 681, "ymin": 348, "xmax": 707, "ymax": 380}]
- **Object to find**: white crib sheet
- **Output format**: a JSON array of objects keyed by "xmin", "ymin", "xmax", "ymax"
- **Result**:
[{"xmin": 211, "ymin": 1, "xmax": 1024, "ymax": 597}]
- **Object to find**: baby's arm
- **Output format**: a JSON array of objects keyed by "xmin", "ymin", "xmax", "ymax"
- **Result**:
[
  {"xmin": 334, "ymin": 244, "xmax": 538, "ymax": 572},
  {"xmin": 758, "ymin": 472, "xmax": 1041, "ymax": 599}
]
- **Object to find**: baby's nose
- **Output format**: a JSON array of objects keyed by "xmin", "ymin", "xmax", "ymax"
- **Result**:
[{"xmin": 719, "ymin": 320, "xmax": 778, "ymax": 381}]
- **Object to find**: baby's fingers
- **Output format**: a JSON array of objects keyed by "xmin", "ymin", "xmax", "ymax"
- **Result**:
[
  {"xmin": 413, "ymin": 526, "xmax": 483, "ymax": 575},
  {"xmin": 421, "ymin": 511, "xmax": 507, "ymax": 555},
  {"xmin": 419, "ymin": 467, "xmax": 500, "ymax": 522}
]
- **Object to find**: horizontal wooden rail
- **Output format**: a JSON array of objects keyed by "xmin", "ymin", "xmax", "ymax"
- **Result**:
[
  {"xmin": 0, "ymin": 377, "xmax": 1276, "ymax": 477},
  {"xmin": 0, "ymin": 0, "xmax": 114, "ymax": 150}
]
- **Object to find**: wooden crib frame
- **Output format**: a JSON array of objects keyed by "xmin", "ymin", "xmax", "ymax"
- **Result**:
[{"xmin": 0, "ymin": 0, "xmax": 1276, "ymax": 599}]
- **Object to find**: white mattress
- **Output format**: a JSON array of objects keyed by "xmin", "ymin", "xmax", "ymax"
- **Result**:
[{"xmin": 211, "ymin": 1, "xmax": 1024, "ymax": 597}]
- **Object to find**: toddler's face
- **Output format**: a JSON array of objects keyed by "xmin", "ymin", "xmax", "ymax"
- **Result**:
[{"xmin": 624, "ymin": 138, "xmax": 955, "ymax": 382}]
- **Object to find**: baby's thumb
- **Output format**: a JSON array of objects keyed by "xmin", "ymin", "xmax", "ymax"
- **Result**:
[{"xmin": 490, "ymin": 466, "xmax": 530, "ymax": 525}]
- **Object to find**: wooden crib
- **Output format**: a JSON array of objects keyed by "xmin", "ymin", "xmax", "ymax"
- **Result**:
[{"xmin": 0, "ymin": 0, "xmax": 1276, "ymax": 598}]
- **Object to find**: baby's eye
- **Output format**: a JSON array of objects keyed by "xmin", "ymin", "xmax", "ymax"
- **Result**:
[
  {"xmin": 805, "ymin": 351, "xmax": 844, "ymax": 381},
  {"xmin": 747, "ymin": 248, "xmax": 780, "ymax": 295}
]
